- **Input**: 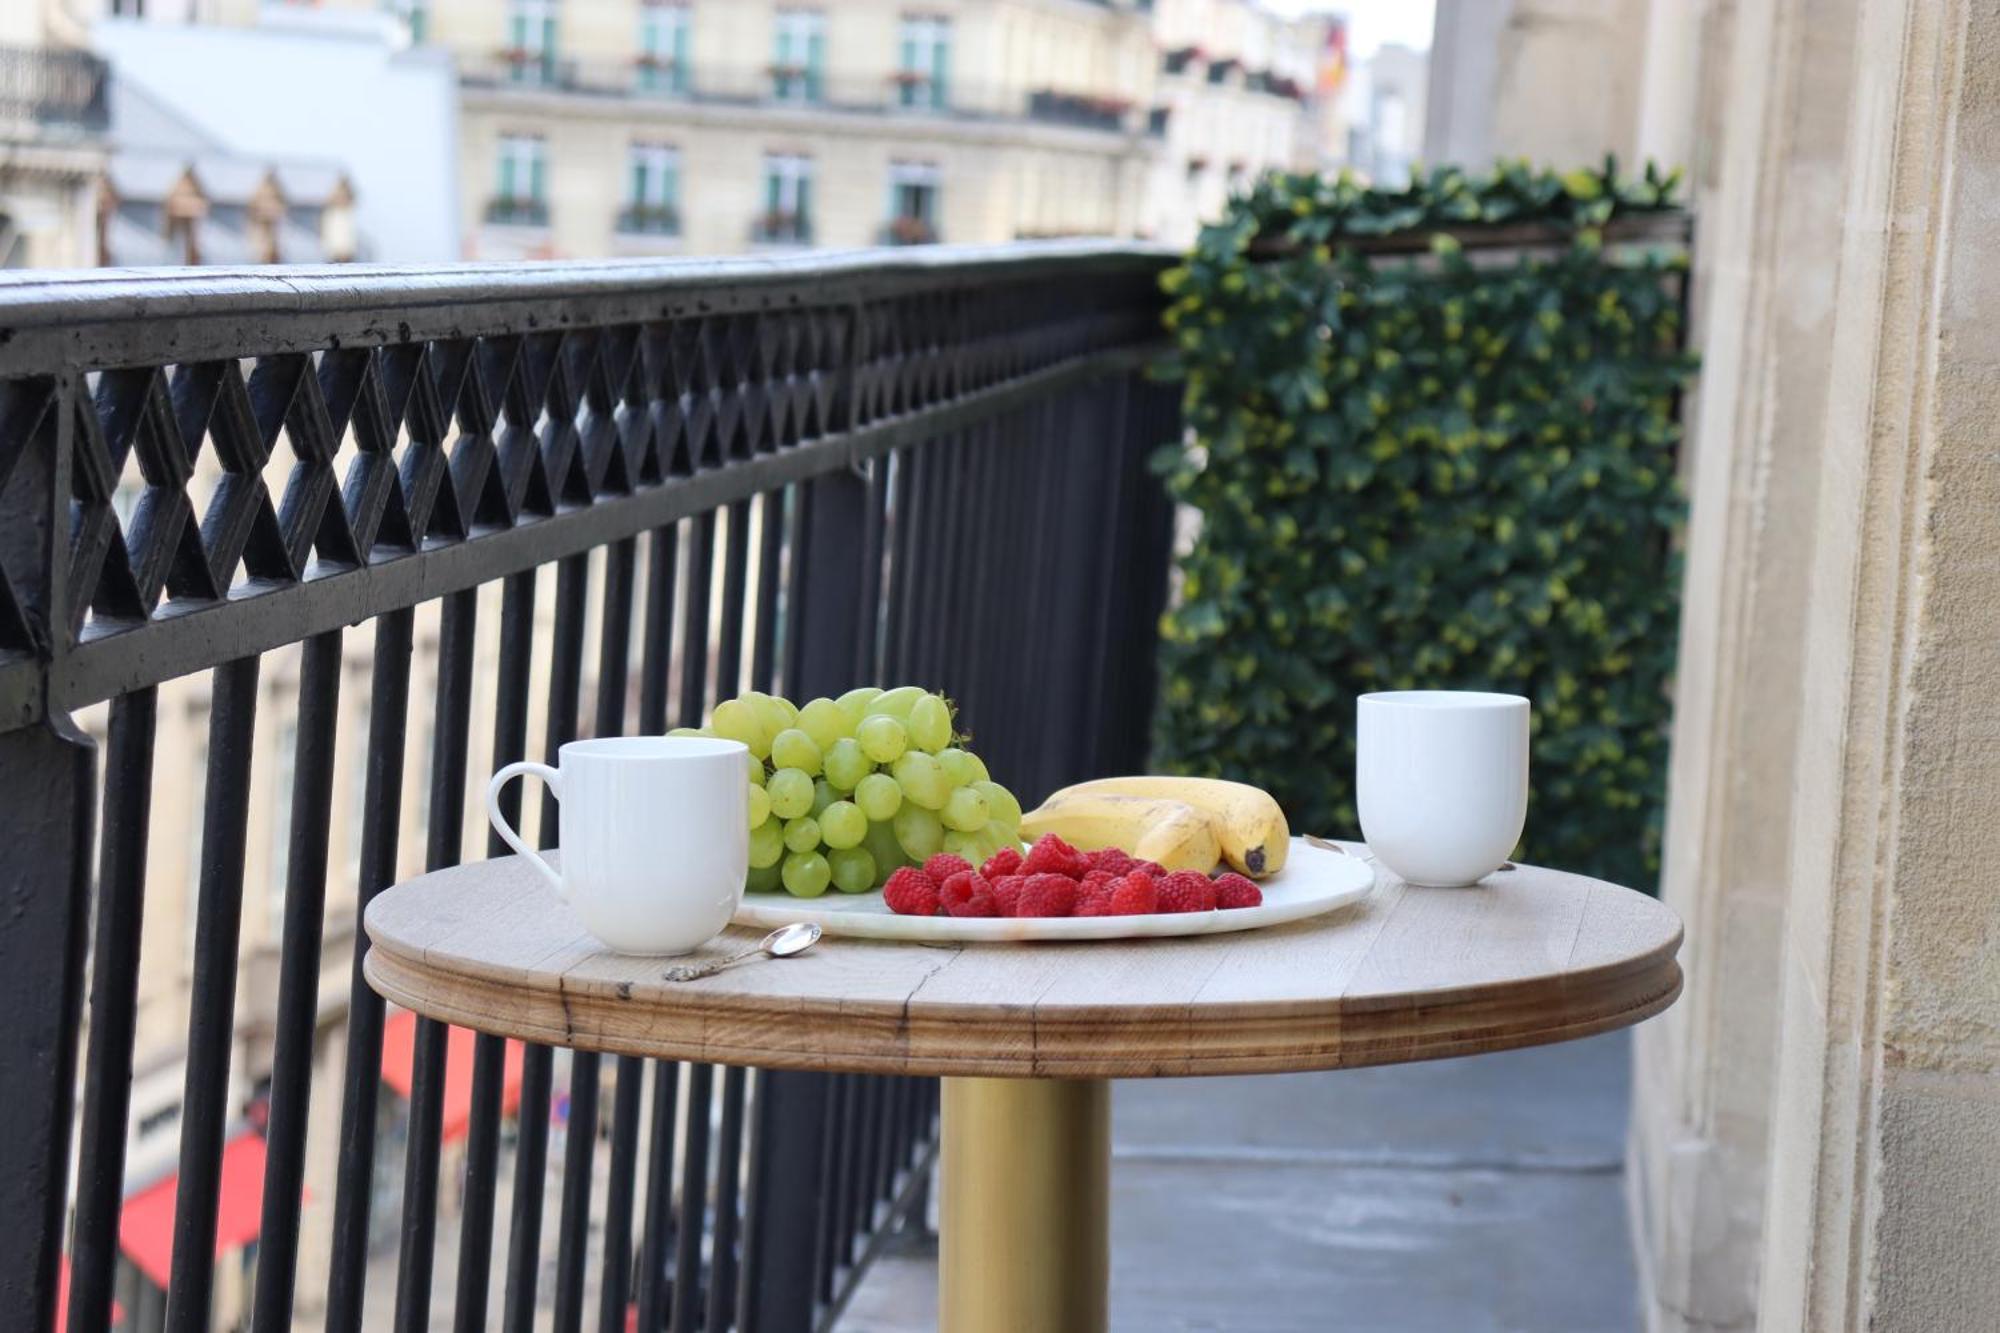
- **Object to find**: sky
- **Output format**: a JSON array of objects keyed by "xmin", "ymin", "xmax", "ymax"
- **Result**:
[{"xmin": 1258, "ymin": 0, "xmax": 1437, "ymax": 58}]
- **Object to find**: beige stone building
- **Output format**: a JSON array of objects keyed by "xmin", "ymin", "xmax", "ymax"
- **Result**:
[
  {"xmin": 0, "ymin": 3, "xmax": 107, "ymax": 267},
  {"xmin": 1433, "ymin": 2, "xmax": 2000, "ymax": 1330}
]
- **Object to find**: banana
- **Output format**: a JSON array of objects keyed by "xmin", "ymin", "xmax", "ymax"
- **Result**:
[
  {"xmin": 1044, "ymin": 775, "xmax": 1290, "ymax": 878},
  {"xmin": 1018, "ymin": 794, "xmax": 1222, "ymax": 874}
]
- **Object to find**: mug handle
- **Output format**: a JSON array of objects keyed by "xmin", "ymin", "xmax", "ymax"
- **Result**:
[{"xmin": 486, "ymin": 761, "xmax": 564, "ymax": 897}]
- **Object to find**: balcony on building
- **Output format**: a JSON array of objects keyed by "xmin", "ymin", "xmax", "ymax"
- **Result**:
[{"xmin": 0, "ymin": 44, "xmax": 110, "ymax": 134}]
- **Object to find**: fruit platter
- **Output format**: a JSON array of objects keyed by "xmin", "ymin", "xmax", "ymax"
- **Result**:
[{"xmin": 678, "ymin": 685, "xmax": 1376, "ymax": 943}]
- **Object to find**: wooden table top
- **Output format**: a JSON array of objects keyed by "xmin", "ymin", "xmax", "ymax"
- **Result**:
[{"xmin": 363, "ymin": 847, "xmax": 1682, "ymax": 1079}]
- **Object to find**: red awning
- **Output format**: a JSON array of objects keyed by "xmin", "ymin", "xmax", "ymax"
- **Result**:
[
  {"xmin": 379, "ymin": 1009, "xmax": 526, "ymax": 1142},
  {"xmin": 119, "ymin": 1132, "xmax": 269, "ymax": 1290}
]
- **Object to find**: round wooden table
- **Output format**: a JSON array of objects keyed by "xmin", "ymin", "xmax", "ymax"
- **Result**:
[{"xmin": 364, "ymin": 847, "xmax": 1681, "ymax": 1333}]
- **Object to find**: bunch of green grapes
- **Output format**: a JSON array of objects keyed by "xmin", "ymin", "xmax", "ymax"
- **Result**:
[{"xmin": 671, "ymin": 686, "xmax": 1024, "ymax": 898}]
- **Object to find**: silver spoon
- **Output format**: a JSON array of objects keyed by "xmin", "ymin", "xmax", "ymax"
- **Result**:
[{"xmin": 663, "ymin": 921, "xmax": 821, "ymax": 983}]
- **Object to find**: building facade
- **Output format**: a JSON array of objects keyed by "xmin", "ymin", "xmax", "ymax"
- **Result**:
[{"xmin": 0, "ymin": 3, "xmax": 108, "ymax": 267}]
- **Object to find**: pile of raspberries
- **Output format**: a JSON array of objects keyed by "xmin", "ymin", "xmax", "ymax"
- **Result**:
[{"xmin": 883, "ymin": 833, "xmax": 1264, "ymax": 919}]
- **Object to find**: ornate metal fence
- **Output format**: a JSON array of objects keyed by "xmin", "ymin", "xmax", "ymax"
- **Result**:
[{"xmin": 0, "ymin": 243, "xmax": 1176, "ymax": 1332}]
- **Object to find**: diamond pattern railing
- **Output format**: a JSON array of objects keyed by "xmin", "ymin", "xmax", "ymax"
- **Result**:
[{"xmin": 0, "ymin": 242, "xmax": 1177, "ymax": 1333}]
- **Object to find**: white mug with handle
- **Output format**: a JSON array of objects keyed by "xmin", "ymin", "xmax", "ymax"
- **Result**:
[
  {"xmin": 485, "ymin": 735, "xmax": 750, "ymax": 955},
  {"xmin": 1357, "ymin": 690, "xmax": 1529, "ymax": 887}
]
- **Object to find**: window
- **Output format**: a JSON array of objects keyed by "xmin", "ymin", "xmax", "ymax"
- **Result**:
[
  {"xmin": 896, "ymin": 15, "xmax": 949, "ymax": 110},
  {"xmin": 110, "ymin": 0, "xmax": 145, "ymax": 14},
  {"xmin": 885, "ymin": 160, "xmax": 939, "ymax": 244},
  {"xmin": 490, "ymin": 134, "xmax": 548, "ymax": 225},
  {"xmin": 772, "ymin": 9, "xmax": 824, "ymax": 102},
  {"xmin": 637, "ymin": 1, "xmax": 690, "ymax": 93},
  {"xmin": 507, "ymin": 0, "xmax": 559, "ymax": 85},
  {"xmin": 383, "ymin": 0, "xmax": 426, "ymax": 42},
  {"xmin": 757, "ymin": 153, "xmax": 814, "ymax": 244},
  {"xmin": 621, "ymin": 143, "xmax": 681, "ymax": 235}
]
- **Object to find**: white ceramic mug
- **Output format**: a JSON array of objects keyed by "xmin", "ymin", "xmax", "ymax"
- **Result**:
[
  {"xmin": 485, "ymin": 736, "xmax": 750, "ymax": 955},
  {"xmin": 1356, "ymin": 690, "xmax": 1529, "ymax": 887}
]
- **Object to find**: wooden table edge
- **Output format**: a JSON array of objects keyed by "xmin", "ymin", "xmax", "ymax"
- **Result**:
[{"xmin": 363, "ymin": 944, "xmax": 1683, "ymax": 1080}]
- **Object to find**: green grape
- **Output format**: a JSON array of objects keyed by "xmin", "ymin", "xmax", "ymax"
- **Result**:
[
  {"xmin": 783, "ymin": 815, "xmax": 821, "ymax": 853},
  {"xmin": 667, "ymin": 726, "xmax": 714, "ymax": 738},
  {"xmin": 710, "ymin": 699, "xmax": 766, "ymax": 757},
  {"xmin": 770, "ymin": 727, "xmax": 823, "ymax": 777},
  {"xmin": 749, "ymin": 818, "xmax": 784, "ymax": 869},
  {"xmin": 766, "ymin": 767, "xmax": 814, "ymax": 819},
  {"xmin": 857, "ymin": 715, "xmax": 908, "ymax": 764},
  {"xmin": 892, "ymin": 751, "xmax": 949, "ymax": 809},
  {"xmin": 820, "ymin": 800, "xmax": 866, "ymax": 850},
  {"xmin": 797, "ymin": 697, "xmax": 850, "ymax": 750},
  {"xmin": 746, "ymin": 861, "xmax": 784, "ymax": 893},
  {"xmin": 936, "ymin": 747, "xmax": 987, "ymax": 787},
  {"xmin": 864, "ymin": 685, "xmax": 924, "ymax": 719},
  {"xmin": 828, "ymin": 846, "xmax": 877, "ymax": 894},
  {"xmin": 747, "ymin": 782, "xmax": 771, "ymax": 828},
  {"xmin": 854, "ymin": 771, "xmax": 903, "ymax": 821},
  {"xmin": 740, "ymin": 693, "xmax": 791, "ymax": 747},
  {"xmin": 907, "ymin": 693, "xmax": 953, "ymax": 752},
  {"xmin": 892, "ymin": 805, "xmax": 944, "ymax": 860},
  {"xmin": 971, "ymin": 779, "xmax": 1022, "ymax": 830},
  {"xmin": 834, "ymin": 686, "xmax": 883, "ymax": 728},
  {"xmin": 863, "ymin": 818, "xmax": 909, "ymax": 879},
  {"xmin": 810, "ymin": 778, "xmax": 837, "ymax": 816},
  {"xmin": 941, "ymin": 829, "xmax": 984, "ymax": 862},
  {"xmin": 781, "ymin": 850, "xmax": 831, "ymax": 898},
  {"xmin": 823, "ymin": 737, "xmax": 871, "ymax": 790},
  {"xmin": 975, "ymin": 822, "xmax": 1017, "ymax": 861},
  {"xmin": 941, "ymin": 785, "xmax": 989, "ymax": 833}
]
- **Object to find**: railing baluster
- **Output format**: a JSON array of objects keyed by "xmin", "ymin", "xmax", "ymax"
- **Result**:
[
  {"xmin": 453, "ymin": 571, "xmax": 537, "ymax": 1333},
  {"xmin": 503, "ymin": 551, "xmax": 592, "ymax": 1333},
  {"xmin": 394, "ymin": 586, "xmax": 479, "ymax": 1332},
  {"xmin": 326, "ymin": 608, "xmax": 416, "ymax": 1332},
  {"xmin": 705, "ymin": 1065, "xmax": 748, "ymax": 1333},
  {"xmin": 251, "ymin": 630, "xmax": 342, "ymax": 1332},
  {"xmin": 163, "ymin": 653, "xmax": 260, "ymax": 1333},
  {"xmin": 552, "ymin": 537, "xmax": 635, "ymax": 1333},
  {"xmin": 636, "ymin": 1060, "xmax": 682, "ymax": 1332},
  {"xmin": 670, "ymin": 1062, "xmax": 714, "ymax": 1333},
  {"xmin": 67, "ymin": 687, "xmax": 157, "ymax": 1333}
]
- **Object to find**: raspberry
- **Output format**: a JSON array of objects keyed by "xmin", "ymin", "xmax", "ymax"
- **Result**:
[
  {"xmin": 1016, "ymin": 872, "xmax": 1079, "ymax": 918},
  {"xmin": 923, "ymin": 853, "xmax": 975, "ymax": 885},
  {"xmin": 1075, "ymin": 885, "xmax": 1116, "ymax": 916},
  {"xmin": 1214, "ymin": 872, "xmax": 1263, "ymax": 910},
  {"xmin": 1109, "ymin": 870, "xmax": 1160, "ymax": 916},
  {"xmin": 1021, "ymin": 834, "xmax": 1089, "ymax": 879},
  {"xmin": 1157, "ymin": 870, "xmax": 1217, "ymax": 914},
  {"xmin": 883, "ymin": 866, "xmax": 940, "ymax": 916},
  {"xmin": 1088, "ymin": 847, "xmax": 1136, "ymax": 877},
  {"xmin": 980, "ymin": 847, "xmax": 1024, "ymax": 880},
  {"xmin": 990, "ymin": 874, "xmax": 1026, "ymax": 917},
  {"xmin": 940, "ymin": 870, "xmax": 997, "ymax": 918},
  {"xmin": 1080, "ymin": 869, "xmax": 1117, "ymax": 893},
  {"xmin": 1132, "ymin": 860, "xmax": 1167, "ymax": 879}
]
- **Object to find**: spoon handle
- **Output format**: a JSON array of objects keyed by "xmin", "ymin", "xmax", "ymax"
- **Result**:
[{"xmin": 663, "ymin": 946, "xmax": 757, "ymax": 983}]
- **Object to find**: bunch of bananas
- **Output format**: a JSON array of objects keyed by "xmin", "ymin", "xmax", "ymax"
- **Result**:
[{"xmin": 1018, "ymin": 776, "xmax": 1290, "ymax": 879}]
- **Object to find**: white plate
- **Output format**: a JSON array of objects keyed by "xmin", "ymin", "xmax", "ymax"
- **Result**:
[{"xmin": 730, "ymin": 836, "xmax": 1376, "ymax": 942}]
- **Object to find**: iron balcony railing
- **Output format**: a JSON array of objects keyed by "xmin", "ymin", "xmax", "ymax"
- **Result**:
[
  {"xmin": 0, "ymin": 44, "xmax": 110, "ymax": 133},
  {"xmin": 0, "ymin": 242, "xmax": 1176, "ymax": 1333}
]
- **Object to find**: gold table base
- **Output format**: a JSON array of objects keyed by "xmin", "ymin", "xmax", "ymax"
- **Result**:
[{"xmin": 939, "ymin": 1077, "xmax": 1111, "ymax": 1332}]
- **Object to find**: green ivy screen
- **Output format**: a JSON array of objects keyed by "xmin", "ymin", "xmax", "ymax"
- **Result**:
[{"xmin": 1152, "ymin": 162, "xmax": 1696, "ymax": 888}]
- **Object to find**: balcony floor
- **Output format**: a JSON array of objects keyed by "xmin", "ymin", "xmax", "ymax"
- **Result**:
[{"xmin": 839, "ymin": 1031, "xmax": 1639, "ymax": 1332}]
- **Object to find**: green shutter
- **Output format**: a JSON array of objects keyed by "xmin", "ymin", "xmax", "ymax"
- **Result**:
[
  {"xmin": 664, "ymin": 159, "xmax": 679, "ymax": 209},
  {"xmin": 796, "ymin": 173, "xmax": 813, "ymax": 231},
  {"xmin": 498, "ymin": 148, "xmax": 515, "ymax": 201},
  {"xmin": 529, "ymin": 148, "xmax": 545, "ymax": 202},
  {"xmin": 632, "ymin": 158, "xmax": 647, "ymax": 206},
  {"xmin": 932, "ymin": 28, "xmax": 949, "ymax": 106}
]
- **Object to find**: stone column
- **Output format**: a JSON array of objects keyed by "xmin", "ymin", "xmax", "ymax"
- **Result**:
[
  {"xmin": 1757, "ymin": 2, "xmax": 2000, "ymax": 1327},
  {"xmin": 1626, "ymin": 1, "xmax": 1856, "ymax": 1328}
]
